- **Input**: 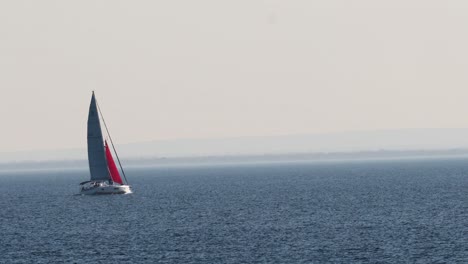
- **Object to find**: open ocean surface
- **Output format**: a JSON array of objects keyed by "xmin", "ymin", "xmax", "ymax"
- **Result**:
[{"xmin": 1, "ymin": 158, "xmax": 468, "ymax": 263}]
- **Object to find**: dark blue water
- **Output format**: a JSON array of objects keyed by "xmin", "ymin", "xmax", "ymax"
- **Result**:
[{"xmin": 1, "ymin": 159, "xmax": 468, "ymax": 263}]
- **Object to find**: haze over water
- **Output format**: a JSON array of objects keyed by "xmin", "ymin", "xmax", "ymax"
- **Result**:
[{"xmin": 1, "ymin": 158, "xmax": 467, "ymax": 263}]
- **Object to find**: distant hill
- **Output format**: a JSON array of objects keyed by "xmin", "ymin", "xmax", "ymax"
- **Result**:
[
  {"xmin": 2, "ymin": 149, "xmax": 468, "ymax": 172},
  {"xmin": 2, "ymin": 128, "xmax": 468, "ymax": 162}
]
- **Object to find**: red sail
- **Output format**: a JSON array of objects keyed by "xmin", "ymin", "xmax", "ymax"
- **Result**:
[{"xmin": 105, "ymin": 140, "xmax": 124, "ymax": 185}]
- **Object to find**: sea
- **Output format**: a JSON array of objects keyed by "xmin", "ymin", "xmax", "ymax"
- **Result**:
[{"xmin": 1, "ymin": 158, "xmax": 468, "ymax": 263}]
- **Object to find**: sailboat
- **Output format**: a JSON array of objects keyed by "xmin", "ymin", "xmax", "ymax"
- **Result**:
[{"xmin": 80, "ymin": 92, "xmax": 132, "ymax": 195}]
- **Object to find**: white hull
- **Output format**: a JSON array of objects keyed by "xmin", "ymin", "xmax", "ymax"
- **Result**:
[{"xmin": 80, "ymin": 183, "xmax": 132, "ymax": 195}]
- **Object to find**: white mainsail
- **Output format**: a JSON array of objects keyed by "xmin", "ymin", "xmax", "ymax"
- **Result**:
[{"xmin": 87, "ymin": 92, "xmax": 110, "ymax": 182}]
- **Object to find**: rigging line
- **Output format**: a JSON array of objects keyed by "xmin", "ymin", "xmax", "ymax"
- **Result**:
[{"xmin": 96, "ymin": 98, "xmax": 130, "ymax": 185}]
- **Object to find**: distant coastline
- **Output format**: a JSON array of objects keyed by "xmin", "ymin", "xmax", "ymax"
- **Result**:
[
  {"xmin": 4, "ymin": 128, "xmax": 468, "ymax": 164},
  {"xmin": 2, "ymin": 148, "xmax": 468, "ymax": 172}
]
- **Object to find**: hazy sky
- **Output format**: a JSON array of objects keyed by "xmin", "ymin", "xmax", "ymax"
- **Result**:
[{"xmin": 1, "ymin": 0, "xmax": 468, "ymax": 152}]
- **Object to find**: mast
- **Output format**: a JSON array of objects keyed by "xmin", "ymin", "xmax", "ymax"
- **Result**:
[{"xmin": 95, "ymin": 97, "xmax": 130, "ymax": 185}]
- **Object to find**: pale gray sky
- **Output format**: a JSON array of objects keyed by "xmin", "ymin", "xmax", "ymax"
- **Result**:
[{"xmin": 1, "ymin": 0, "xmax": 468, "ymax": 152}]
